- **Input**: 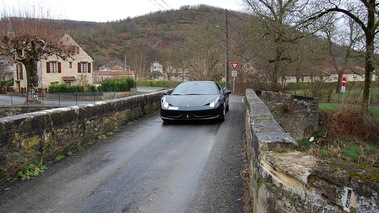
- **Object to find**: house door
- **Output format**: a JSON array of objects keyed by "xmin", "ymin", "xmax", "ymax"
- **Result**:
[{"xmin": 15, "ymin": 81, "xmax": 20, "ymax": 93}]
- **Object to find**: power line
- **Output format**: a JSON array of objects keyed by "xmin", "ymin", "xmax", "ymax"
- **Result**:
[
  {"xmin": 149, "ymin": 0, "xmax": 166, "ymax": 11},
  {"xmin": 160, "ymin": 0, "xmax": 172, "ymax": 10},
  {"xmin": 149, "ymin": 0, "xmax": 176, "ymax": 18}
]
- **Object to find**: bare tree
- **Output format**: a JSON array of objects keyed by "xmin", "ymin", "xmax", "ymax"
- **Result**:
[
  {"xmin": 0, "ymin": 5, "xmax": 67, "ymax": 103},
  {"xmin": 156, "ymin": 42, "xmax": 184, "ymax": 81},
  {"xmin": 321, "ymin": 17, "xmax": 364, "ymax": 93},
  {"xmin": 186, "ymin": 23, "xmax": 224, "ymax": 81},
  {"xmin": 306, "ymin": 0, "xmax": 378, "ymax": 113},
  {"xmin": 129, "ymin": 48, "xmax": 148, "ymax": 80},
  {"xmin": 242, "ymin": 0, "xmax": 310, "ymax": 90}
]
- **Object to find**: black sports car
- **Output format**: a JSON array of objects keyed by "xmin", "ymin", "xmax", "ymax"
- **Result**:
[{"xmin": 160, "ymin": 81, "xmax": 231, "ymax": 122}]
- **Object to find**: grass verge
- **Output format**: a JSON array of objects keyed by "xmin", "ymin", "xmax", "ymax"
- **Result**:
[{"xmin": 297, "ymin": 105, "xmax": 379, "ymax": 167}]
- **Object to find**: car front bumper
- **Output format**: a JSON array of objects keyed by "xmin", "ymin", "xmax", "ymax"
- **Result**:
[{"xmin": 160, "ymin": 106, "xmax": 223, "ymax": 121}]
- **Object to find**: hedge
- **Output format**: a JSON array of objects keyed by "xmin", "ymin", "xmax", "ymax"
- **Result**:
[
  {"xmin": 100, "ymin": 77, "xmax": 135, "ymax": 92},
  {"xmin": 0, "ymin": 78, "xmax": 14, "ymax": 87},
  {"xmin": 48, "ymin": 84, "xmax": 85, "ymax": 93}
]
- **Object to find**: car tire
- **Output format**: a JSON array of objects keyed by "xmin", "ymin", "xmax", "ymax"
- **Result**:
[{"xmin": 218, "ymin": 103, "xmax": 226, "ymax": 122}]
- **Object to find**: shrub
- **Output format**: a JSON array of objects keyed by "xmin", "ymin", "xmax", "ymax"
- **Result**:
[
  {"xmin": 100, "ymin": 77, "xmax": 135, "ymax": 92},
  {"xmin": 48, "ymin": 84, "xmax": 84, "ymax": 93},
  {"xmin": 297, "ymin": 107, "xmax": 379, "ymax": 166},
  {"xmin": 1, "ymin": 78, "xmax": 14, "ymax": 87},
  {"xmin": 331, "ymin": 108, "xmax": 379, "ymax": 142},
  {"xmin": 88, "ymin": 85, "xmax": 96, "ymax": 92}
]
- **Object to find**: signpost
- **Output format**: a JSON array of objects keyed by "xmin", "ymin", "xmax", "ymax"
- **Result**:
[
  {"xmin": 341, "ymin": 77, "xmax": 347, "ymax": 107},
  {"xmin": 230, "ymin": 62, "xmax": 239, "ymax": 93}
]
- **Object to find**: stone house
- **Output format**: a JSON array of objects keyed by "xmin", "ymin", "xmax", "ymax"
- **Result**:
[
  {"xmin": 94, "ymin": 61, "xmax": 135, "ymax": 84},
  {"xmin": 13, "ymin": 33, "xmax": 93, "ymax": 93},
  {"xmin": 283, "ymin": 66, "xmax": 376, "ymax": 84},
  {"xmin": 150, "ymin": 61, "xmax": 163, "ymax": 73}
]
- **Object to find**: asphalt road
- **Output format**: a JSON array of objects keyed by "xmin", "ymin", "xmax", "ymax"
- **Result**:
[{"xmin": 0, "ymin": 95, "xmax": 246, "ymax": 213}]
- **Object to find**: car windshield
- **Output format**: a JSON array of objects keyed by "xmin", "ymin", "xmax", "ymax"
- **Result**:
[{"xmin": 172, "ymin": 82, "xmax": 220, "ymax": 95}]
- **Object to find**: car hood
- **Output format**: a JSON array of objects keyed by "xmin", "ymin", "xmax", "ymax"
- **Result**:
[{"xmin": 165, "ymin": 94, "xmax": 220, "ymax": 107}]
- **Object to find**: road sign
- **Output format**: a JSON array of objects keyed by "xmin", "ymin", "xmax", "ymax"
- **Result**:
[
  {"xmin": 341, "ymin": 77, "xmax": 347, "ymax": 107},
  {"xmin": 231, "ymin": 62, "xmax": 239, "ymax": 70},
  {"xmin": 232, "ymin": 71, "xmax": 237, "ymax": 77},
  {"xmin": 342, "ymin": 77, "xmax": 347, "ymax": 86}
]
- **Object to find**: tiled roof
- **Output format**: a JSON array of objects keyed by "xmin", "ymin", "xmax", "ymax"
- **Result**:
[
  {"xmin": 95, "ymin": 71, "xmax": 134, "ymax": 75},
  {"xmin": 111, "ymin": 65, "xmax": 124, "ymax": 70},
  {"xmin": 324, "ymin": 66, "xmax": 364, "ymax": 75}
]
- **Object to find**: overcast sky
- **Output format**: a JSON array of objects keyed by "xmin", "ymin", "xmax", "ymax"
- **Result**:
[{"xmin": 1, "ymin": 0, "xmax": 247, "ymax": 22}]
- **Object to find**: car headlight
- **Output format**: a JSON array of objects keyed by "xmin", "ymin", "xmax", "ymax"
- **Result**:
[
  {"xmin": 162, "ymin": 97, "xmax": 169, "ymax": 109},
  {"xmin": 209, "ymin": 97, "xmax": 220, "ymax": 108},
  {"xmin": 161, "ymin": 97, "xmax": 178, "ymax": 110}
]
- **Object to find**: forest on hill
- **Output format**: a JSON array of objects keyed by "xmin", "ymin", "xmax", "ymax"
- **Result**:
[{"xmin": 68, "ymin": 5, "xmax": 250, "ymax": 79}]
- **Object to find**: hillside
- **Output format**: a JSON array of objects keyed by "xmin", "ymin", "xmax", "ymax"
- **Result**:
[{"xmin": 66, "ymin": 5, "xmax": 250, "ymax": 69}]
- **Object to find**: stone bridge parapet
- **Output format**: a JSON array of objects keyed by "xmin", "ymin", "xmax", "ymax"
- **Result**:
[{"xmin": 245, "ymin": 89, "xmax": 378, "ymax": 213}]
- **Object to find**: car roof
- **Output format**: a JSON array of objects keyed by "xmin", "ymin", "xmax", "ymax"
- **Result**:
[{"xmin": 180, "ymin": 81, "xmax": 216, "ymax": 84}]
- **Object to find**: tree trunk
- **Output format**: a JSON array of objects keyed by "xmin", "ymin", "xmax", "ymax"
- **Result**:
[
  {"xmin": 336, "ymin": 72, "xmax": 342, "ymax": 94},
  {"xmin": 362, "ymin": 0, "xmax": 376, "ymax": 114},
  {"xmin": 271, "ymin": 46, "xmax": 282, "ymax": 92},
  {"xmin": 362, "ymin": 42, "xmax": 374, "ymax": 113},
  {"xmin": 24, "ymin": 59, "xmax": 40, "ymax": 104}
]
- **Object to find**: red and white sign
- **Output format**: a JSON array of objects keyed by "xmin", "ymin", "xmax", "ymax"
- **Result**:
[
  {"xmin": 342, "ymin": 77, "xmax": 347, "ymax": 86},
  {"xmin": 231, "ymin": 62, "xmax": 239, "ymax": 70}
]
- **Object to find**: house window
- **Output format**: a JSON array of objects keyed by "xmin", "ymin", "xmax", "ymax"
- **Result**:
[
  {"xmin": 65, "ymin": 82, "xmax": 71, "ymax": 86},
  {"xmin": 78, "ymin": 62, "xmax": 91, "ymax": 73},
  {"xmin": 46, "ymin": 62, "xmax": 61, "ymax": 73},
  {"xmin": 69, "ymin": 62, "xmax": 72, "ymax": 68},
  {"xmin": 50, "ymin": 62, "xmax": 57, "ymax": 73},
  {"xmin": 80, "ymin": 63, "xmax": 87, "ymax": 73},
  {"xmin": 16, "ymin": 63, "xmax": 23, "ymax": 80}
]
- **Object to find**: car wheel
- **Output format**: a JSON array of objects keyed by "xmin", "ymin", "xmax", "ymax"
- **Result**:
[{"xmin": 218, "ymin": 103, "xmax": 226, "ymax": 122}]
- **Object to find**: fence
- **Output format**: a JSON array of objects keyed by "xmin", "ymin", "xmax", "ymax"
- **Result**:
[{"xmin": 1, "ymin": 92, "xmax": 112, "ymax": 107}]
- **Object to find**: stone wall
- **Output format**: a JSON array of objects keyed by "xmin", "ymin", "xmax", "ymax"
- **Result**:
[
  {"xmin": 245, "ymin": 89, "xmax": 378, "ymax": 213},
  {"xmin": 255, "ymin": 90, "xmax": 319, "ymax": 140},
  {"xmin": 0, "ymin": 91, "xmax": 163, "ymax": 185},
  {"xmin": 0, "ymin": 107, "xmax": 57, "ymax": 118}
]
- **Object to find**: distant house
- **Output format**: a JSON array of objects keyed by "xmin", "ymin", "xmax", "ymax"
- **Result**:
[
  {"xmin": 324, "ymin": 66, "xmax": 376, "ymax": 82},
  {"xmin": 99, "ymin": 59, "xmax": 129, "ymax": 71},
  {"xmin": 283, "ymin": 66, "xmax": 376, "ymax": 84},
  {"xmin": 150, "ymin": 61, "xmax": 163, "ymax": 73},
  {"xmin": 94, "ymin": 61, "xmax": 134, "ymax": 84},
  {"xmin": 170, "ymin": 67, "xmax": 191, "ymax": 81},
  {"xmin": 13, "ymin": 33, "xmax": 93, "ymax": 93}
]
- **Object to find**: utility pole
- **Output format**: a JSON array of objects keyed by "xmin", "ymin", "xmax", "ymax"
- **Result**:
[
  {"xmin": 124, "ymin": 52, "xmax": 127, "ymax": 77},
  {"xmin": 225, "ymin": 9, "xmax": 229, "ymax": 89}
]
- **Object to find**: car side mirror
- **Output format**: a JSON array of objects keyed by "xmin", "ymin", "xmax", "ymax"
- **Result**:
[
  {"xmin": 224, "ymin": 89, "xmax": 231, "ymax": 96},
  {"xmin": 163, "ymin": 91, "xmax": 169, "ymax": 96}
]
